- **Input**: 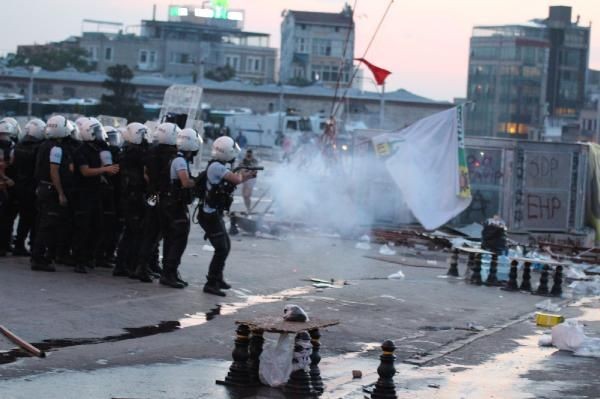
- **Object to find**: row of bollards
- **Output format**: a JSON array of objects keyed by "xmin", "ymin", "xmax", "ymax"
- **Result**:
[{"xmin": 447, "ymin": 249, "xmax": 563, "ymax": 297}]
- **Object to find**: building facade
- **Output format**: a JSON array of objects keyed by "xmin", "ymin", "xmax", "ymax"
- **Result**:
[
  {"xmin": 466, "ymin": 6, "xmax": 591, "ymax": 140},
  {"xmin": 75, "ymin": 5, "xmax": 277, "ymax": 84},
  {"xmin": 280, "ymin": 5, "xmax": 354, "ymax": 87}
]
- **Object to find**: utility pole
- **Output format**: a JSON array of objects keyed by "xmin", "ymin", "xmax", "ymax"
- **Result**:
[
  {"xmin": 379, "ymin": 82, "xmax": 386, "ymax": 129},
  {"xmin": 26, "ymin": 66, "xmax": 40, "ymax": 117}
]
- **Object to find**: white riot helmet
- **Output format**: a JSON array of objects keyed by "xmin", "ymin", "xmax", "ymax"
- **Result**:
[
  {"xmin": 45, "ymin": 115, "xmax": 70, "ymax": 139},
  {"xmin": 1, "ymin": 117, "xmax": 21, "ymax": 140},
  {"xmin": 67, "ymin": 120, "xmax": 80, "ymax": 140},
  {"xmin": 80, "ymin": 117, "xmax": 107, "ymax": 142},
  {"xmin": 211, "ymin": 136, "xmax": 239, "ymax": 162},
  {"xmin": 177, "ymin": 128, "xmax": 202, "ymax": 152},
  {"xmin": 125, "ymin": 122, "xmax": 148, "ymax": 145},
  {"xmin": 105, "ymin": 126, "xmax": 123, "ymax": 147},
  {"xmin": 0, "ymin": 118, "xmax": 18, "ymax": 141},
  {"xmin": 24, "ymin": 118, "xmax": 46, "ymax": 141},
  {"xmin": 156, "ymin": 122, "xmax": 179, "ymax": 145}
]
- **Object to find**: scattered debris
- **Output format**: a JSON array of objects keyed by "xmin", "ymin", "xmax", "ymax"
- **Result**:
[
  {"xmin": 387, "ymin": 270, "xmax": 405, "ymax": 280},
  {"xmin": 379, "ymin": 244, "xmax": 396, "ymax": 256},
  {"xmin": 428, "ymin": 383, "xmax": 441, "ymax": 389},
  {"xmin": 538, "ymin": 333, "xmax": 553, "ymax": 347},
  {"xmin": 536, "ymin": 299, "xmax": 562, "ymax": 312},
  {"xmin": 569, "ymin": 277, "xmax": 600, "ymax": 296},
  {"xmin": 535, "ymin": 312, "xmax": 565, "ymax": 327},
  {"xmin": 355, "ymin": 235, "xmax": 372, "ymax": 250},
  {"xmin": 466, "ymin": 322, "xmax": 485, "ymax": 332},
  {"xmin": 552, "ymin": 319, "xmax": 586, "ymax": 351},
  {"xmin": 202, "ymin": 245, "xmax": 215, "ymax": 252},
  {"xmin": 352, "ymin": 370, "xmax": 363, "ymax": 379},
  {"xmin": 564, "ymin": 265, "xmax": 589, "ymax": 280},
  {"xmin": 0, "ymin": 325, "xmax": 46, "ymax": 359}
]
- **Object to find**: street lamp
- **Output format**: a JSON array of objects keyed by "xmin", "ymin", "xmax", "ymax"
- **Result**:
[{"xmin": 27, "ymin": 65, "xmax": 41, "ymax": 117}]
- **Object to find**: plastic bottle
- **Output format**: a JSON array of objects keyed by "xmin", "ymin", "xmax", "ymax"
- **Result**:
[
  {"xmin": 481, "ymin": 253, "xmax": 491, "ymax": 281},
  {"xmin": 497, "ymin": 254, "xmax": 510, "ymax": 282}
]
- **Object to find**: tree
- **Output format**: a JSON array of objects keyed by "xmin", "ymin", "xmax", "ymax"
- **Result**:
[
  {"xmin": 204, "ymin": 65, "xmax": 236, "ymax": 82},
  {"xmin": 99, "ymin": 65, "xmax": 145, "ymax": 122},
  {"xmin": 8, "ymin": 47, "xmax": 93, "ymax": 72}
]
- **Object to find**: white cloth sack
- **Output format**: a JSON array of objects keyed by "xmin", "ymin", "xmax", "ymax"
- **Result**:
[
  {"xmin": 259, "ymin": 334, "xmax": 294, "ymax": 387},
  {"xmin": 373, "ymin": 107, "xmax": 472, "ymax": 230}
]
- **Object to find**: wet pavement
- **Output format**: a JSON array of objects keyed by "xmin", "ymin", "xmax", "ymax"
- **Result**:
[{"xmin": 1, "ymin": 204, "xmax": 600, "ymax": 398}]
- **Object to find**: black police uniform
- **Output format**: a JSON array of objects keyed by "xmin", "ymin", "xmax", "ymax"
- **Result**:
[
  {"xmin": 99, "ymin": 143, "xmax": 120, "ymax": 265},
  {"xmin": 114, "ymin": 142, "xmax": 147, "ymax": 276},
  {"xmin": 12, "ymin": 135, "xmax": 44, "ymax": 255},
  {"xmin": 134, "ymin": 143, "xmax": 177, "ymax": 282},
  {"xmin": 198, "ymin": 160, "xmax": 236, "ymax": 296},
  {"xmin": 30, "ymin": 139, "xmax": 74, "ymax": 271},
  {"xmin": 159, "ymin": 151, "xmax": 192, "ymax": 288},
  {"xmin": 0, "ymin": 140, "xmax": 14, "ymax": 255},
  {"xmin": 72, "ymin": 141, "xmax": 106, "ymax": 271}
]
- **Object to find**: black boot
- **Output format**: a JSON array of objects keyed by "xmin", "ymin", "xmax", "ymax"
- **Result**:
[
  {"xmin": 74, "ymin": 263, "xmax": 88, "ymax": 274},
  {"xmin": 55, "ymin": 254, "xmax": 77, "ymax": 266},
  {"xmin": 112, "ymin": 265, "xmax": 130, "ymax": 277},
  {"xmin": 219, "ymin": 279, "xmax": 232, "ymax": 290},
  {"xmin": 203, "ymin": 279, "xmax": 226, "ymax": 297},
  {"xmin": 160, "ymin": 270, "xmax": 185, "ymax": 289},
  {"xmin": 135, "ymin": 264, "xmax": 154, "ymax": 283},
  {"xmin": 176, "ymin": 271, "xmax": 189, "ymax": 287}
]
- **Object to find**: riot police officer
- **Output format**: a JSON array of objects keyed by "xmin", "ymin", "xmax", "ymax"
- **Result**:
[
  {"xmin": 30, "ymin": 115, "xmax": 73, "ymax": 272},
  {"xmin": 134, "ymin": 122, "xmax": 179, "ymax": 282},
  {"xmin": 0, "ymin": 118, "xmax": 17, "ymax": 256},
  {"xmin": 102, "ymin": 126, "xmax": 123, "ymax": 265},
  {"xmin": 114, "ymin": 122, "xmax": 148, "ymax": 277},
  {"xmin": 72, "ymin": 118, "xmax": 119, "ymax": 273},
  {"xmin": 12, "ymin": 118, "xmax": 46, "ymax": 256},
  {"xmin": 159, "ymin": 128, "xmax": 201, "ymax": 288},
  {"xmin": 198, "ymin": 136, "xmax": 255, "ymax": 296}
]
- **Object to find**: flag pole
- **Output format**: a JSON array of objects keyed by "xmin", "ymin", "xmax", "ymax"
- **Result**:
[{"xmin": 379, "ymin": 82, "xmax": 386, "ymax": 129}]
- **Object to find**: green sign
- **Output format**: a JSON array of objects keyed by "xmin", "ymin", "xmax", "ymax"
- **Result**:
[{"xmin": 212, "ymin": 0, "xmax": 229, "ymax": 19}]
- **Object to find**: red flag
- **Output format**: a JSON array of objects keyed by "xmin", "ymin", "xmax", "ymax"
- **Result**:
[
  {"xmin": 355, "ymin": 58, "xmax": 391, "ymax": 86},
  {"xmin": 355, "ymin": 58, "xmax": 391, "ymax": 85}
]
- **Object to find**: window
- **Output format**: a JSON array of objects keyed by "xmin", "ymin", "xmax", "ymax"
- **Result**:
[
  {"xmin": 246, "ymin": 57, "xmax": 262, "ymax": 73},
  {"xmin": 87, "ymin": 47, "xmax": 98, "ymax": 61},
  {"xmin": 295, "ymin": 37, "xmax": 307, "ymax": 53},
  {"xmin": 149, "ymin": 51, "xmax": 156, "ymax": 64},
  {"xmin": 170, "ymin": 52, "xmax": 192, "ymax": 64},
  {"xmin": 225, "ymin": 55, "xmax": 240, "ymax": 71},
  {"xmin": 139, "ymin": 50, "xmax": 158, "ymax": 71},
  {"xmin": 312, "ymin": 39, "xmax": 332, "ymax": 56},
  {"xmin": 104, "ymin": 47, "xmax": 113, "ymax": 61},
  {"xmin": 293, "ymin": 66, "xmax": 305, "ymax": 78},
  {"xmin": 139, "ymin": 50, "xmax": 148, "ymax": 63}
]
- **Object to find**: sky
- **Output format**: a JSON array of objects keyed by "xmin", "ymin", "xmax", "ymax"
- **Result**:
[{"xmin": 1, "ymin": 0, "xmax": 599, "ymax": 102}]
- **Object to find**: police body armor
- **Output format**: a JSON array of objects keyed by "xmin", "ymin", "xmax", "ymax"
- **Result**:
[
  {"xmin": 169, "ymin": 152, "xmax": 193, "ymax": 205},
  {"xmin": 13, "ymin": 138, "xmax": 42, "ymax": 189},
  {"xmin": 34, "ymin": 140, "xmax": 73, "ymax": 187},
  {"xmin": 204, "ymin": 160, "xmax": 235, "ymax": 213},
  {"xmin": 146, "ymin": 144, "xmax": 177, "ymax": 196},
  {"xmin": 120, "ymin": 144, "xmax": 146, "ymax": 193}
]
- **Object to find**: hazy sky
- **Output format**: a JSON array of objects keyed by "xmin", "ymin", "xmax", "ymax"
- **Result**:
[{"xmin": 1, "ymin": 0, "xmax": 599, "ymax": 101}]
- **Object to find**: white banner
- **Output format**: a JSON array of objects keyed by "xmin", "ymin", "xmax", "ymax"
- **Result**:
[{"xmin": 373, "ymin": 107, "xmax": 472, "ymax": 230}]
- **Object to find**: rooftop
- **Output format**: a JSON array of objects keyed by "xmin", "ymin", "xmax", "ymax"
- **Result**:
[
  {"xmin": 0, "ymin": 67, "xmax": 446, "ymax": 105},
  {"xmin": 287, "ymin": 10, "xmax": 353, "ymax": 27}
]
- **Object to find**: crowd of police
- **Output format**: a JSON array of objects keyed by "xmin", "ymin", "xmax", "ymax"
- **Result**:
[{"xmin": 0, "ymin": 116, "xmax": 255, "ymax": 297}]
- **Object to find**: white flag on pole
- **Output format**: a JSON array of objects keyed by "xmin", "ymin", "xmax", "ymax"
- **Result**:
[{"xmin": 372, "ymin": 107, "xmax": 472, "ymax": 230}]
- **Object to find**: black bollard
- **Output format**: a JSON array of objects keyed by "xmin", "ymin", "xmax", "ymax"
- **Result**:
[
  {"xmin": 550, "ymin": 265, "xmax": 563, "ymax": 297},
  {"xmin": 247, "ymin": 329, "xmax": 264, "ymax": 385},
  {"xmin": 309, "ymin": 329, "xmax": 324, "ymax": 395},
  {"xmin": 485, "ymin": 253, "xmax": 500, "ymax": 286},
  {"xmin": 447, "ymin": 248, "xmax": 460, "ymax": 277},
  {"xmin": 465, "ymin": 253, "xmax": 475, "ymax": 281},
  {"xmin": 219, "ymin": 324, "xmax": 252, "ymax": 387},
  {"xmin": 470, "ymin": 254, "xmax": 483, "ymax": 285},
  {"xmin": 371, "ymin": 340, "xmax": 398, "ymax": 399},
  {"xmin": 534, "ymin": 265, "xmax": 550, "ymax": 296},
  {"xmin": 520, "ymin": 262, "xmax": 532, "ymax": 292},
  {"xmin": 502, "ymin": 260, "xmax": 519, "ymax": 291},
  {"xmin": 284, "ymin": 331, "xmax": 318, "ymax": 397}
]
